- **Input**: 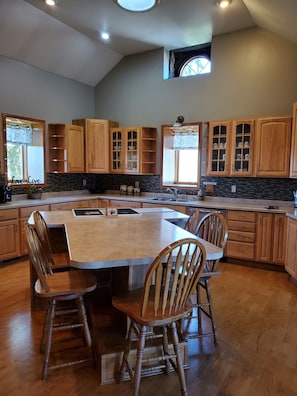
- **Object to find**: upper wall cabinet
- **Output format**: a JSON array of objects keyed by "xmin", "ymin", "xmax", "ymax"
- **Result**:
[
  {"xmin": 290, "ymin": 103, "xmax": 297, "ymax": 177},
  {"xmin": 207, "ymin": 121, "xmax": 231, "ymax": 176},
  {"xmin": 207, "ymin": 116, "xmax": 292, "ymax": 178},
  {"xmin": 207, "ymin": 119, "xmax": 255, "ymax": 177},
  {"xmin": 72, "ymin": 118, "xmax": 119, "ymax": 173},
  {"xmin": 255, "ymin": 116, "xmax": 292, "ymax": 177},
  {"xmin": 110, "ymin": 126, "xmax": 157, "ymax": 175},
  {"xmin": 48, "ymin": 123, "xmax": 84, "ymax": 173}
]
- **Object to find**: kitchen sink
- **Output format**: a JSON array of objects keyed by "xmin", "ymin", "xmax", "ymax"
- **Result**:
[{"xmin": 147, "ymin": 197, "xmax": 190, "ymax": 202}]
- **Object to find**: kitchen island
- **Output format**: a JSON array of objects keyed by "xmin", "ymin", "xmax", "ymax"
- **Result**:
[{"xmin": 29, "ymin": 206, "xmax": 223, "ymax": 384}]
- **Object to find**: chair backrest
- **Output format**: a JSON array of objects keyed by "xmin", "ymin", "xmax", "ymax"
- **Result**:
[
  {"xmin": 25, "ymin": 223, "xmax": 51, "ymax": 292},
  {"xmin": 141, "ymin": 238, "xmax": 206, "ymax": 318},
  {"xmin": 33, "ymin": 210, "xmax": 55, "ymax": 268},
  {"xmin": 196, "ymin": 211, "xmax": 228, "ymax": 272},
  {"xmin": 184, "ymin": 209, "xmax": 200, "ymax": 235}
]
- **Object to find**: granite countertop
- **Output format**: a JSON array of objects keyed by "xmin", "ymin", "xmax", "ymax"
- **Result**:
[{"xmin": 1, "ymin": 189, "xmax": 297, "ymax": 219}]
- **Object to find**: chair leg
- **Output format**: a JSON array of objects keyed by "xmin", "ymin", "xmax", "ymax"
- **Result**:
[
  {"xmin": 162, "ymin": 326, "xmax": 171, "ymax": 375},
  {"xmin": 133, "ymin": 325, "xmax": 146, "ymax": 396},
  {"xmin": 40, "ymin": 301, "xmax": 51, "ymax": 354},
  {"xmin": 76, "ymin": 295, "xmax": 92, "ymax": 347},
  {"xmin": 119, "ymin": 321, "xmax": 134, "ymax": 382},
  {"xmin": 169, "ymin": 322, "xmax": 188, "ymax": 396},
  {"xmin": 205, "ymin": 280, "xmax": 217, "ymax": 345},
  {"xmin": 42, "ymin": 299, "xmax": 56, "ymax": 381}
]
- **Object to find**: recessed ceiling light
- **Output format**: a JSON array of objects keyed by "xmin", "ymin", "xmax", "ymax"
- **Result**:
[
  {"xmin": 115, "ymin": 0, "xmax": 159, "ymax": 12},
  {"xmin": 45, "ymin": 0, "xmax": 56, "ymax": 6},
  {"xmin": 101, "ymin": 32, "xmax": 110, "ymax": 40},
  {"xmin": 217, "ymin": 0, "xmax": 232, "ymax": 8}
]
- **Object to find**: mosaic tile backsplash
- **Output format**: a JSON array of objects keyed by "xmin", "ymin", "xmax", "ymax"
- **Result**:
[{"xmin": 2, "ymin": 173, "xmax": 297, "ymax": 203}]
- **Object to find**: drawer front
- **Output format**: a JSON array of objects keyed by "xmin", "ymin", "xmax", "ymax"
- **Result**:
[
  {"xmin": 228, "ymin": 230, "xmax": 255, "ymax": 243},
  {"xmin": 227, "ymin": 210, "xmax": 256, "ymax": 222},
  {"xmin": 228, "ymin": 220, "xmax": 256, "ymax": 233},
  {"xmin": 20, "ymin": 205, "xmax": 49, "ymax": 219},
  {"xmin": 0, "ymin": 208, "xmax": 19, "ymax": 221},
  {"xmin": 226, "ymin": 240, "xmax": 255, "ymax": 260}
]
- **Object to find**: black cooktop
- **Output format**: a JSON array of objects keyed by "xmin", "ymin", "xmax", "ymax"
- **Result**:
[
  {"xmin": 73, "ymin": 208, "xmax": 103, "ymax": 217},
  {"xmin": 117, "ymin": 208, "xmax": 139, "ymax": 215}
]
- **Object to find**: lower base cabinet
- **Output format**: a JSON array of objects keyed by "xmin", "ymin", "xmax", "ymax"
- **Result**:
[
  {"xmin": 0, "ymin": 209, "xmax": 20, "ymax": 261},
  {"xmin": 225, "ymin": 210, "xmax": 256, "ymax": 260},
  {"xmin": 256, "ymin": 213, "xmax": 286, "ymax": 265}
]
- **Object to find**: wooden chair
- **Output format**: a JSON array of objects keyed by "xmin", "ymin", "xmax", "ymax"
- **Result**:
[
  {"xmin": 112, "ymin": 238, "xmax": 206, "ymax": 396},
  {"xmin": 184, "ymin": 209, "xmax": 200, "ymax": 234},
  {"xmin": 25, "ymin": 223, "xmax": 97, "ymax": 381},
  {"xmin": 33, "ymin": 210, "xmax": 70, "ymax": 272},
  {"xmin": 184, "ymin": 211, "xmax": 228, "ymax": 344}
]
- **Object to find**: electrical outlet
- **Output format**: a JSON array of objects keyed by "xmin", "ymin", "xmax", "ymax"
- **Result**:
[
  {"xmin": 231, "ymin": 184, "xmax": 236, "ymax": 193},
  {"xmin": 82, "ymin": 178, "xmax": 87, "ymax": 187}
]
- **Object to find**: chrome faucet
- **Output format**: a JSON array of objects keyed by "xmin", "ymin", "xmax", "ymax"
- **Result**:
[{"xmin": 166, "ymin": 188, "xmax": 178, "ymax": 200}]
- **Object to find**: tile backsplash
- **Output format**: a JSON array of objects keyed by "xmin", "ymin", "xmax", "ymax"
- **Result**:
[{"xmin": 2, "ymin": 173, "xmax": 297, "ymax": 202}]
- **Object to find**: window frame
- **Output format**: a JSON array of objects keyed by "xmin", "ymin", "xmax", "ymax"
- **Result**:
[{"xmin": 160, "ymin": 122, "xmax": 202, "ymax": 190}]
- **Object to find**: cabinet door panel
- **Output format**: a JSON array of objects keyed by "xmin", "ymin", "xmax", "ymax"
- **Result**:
[
  {"xmin": 0, "ymin": 219, "xmax": 20, "ymax": 260},
  {"xmin": 272, "ymin": 214, "xmax": 286, "ymax": 265},
  {"xmin": 256, "ymin": 117, "xmax": 292, "ymax": 177},
  {"xmin": 66, "ymin": 124, "xmax": 84, "ymax": 172},
  {"xmin": 256, "ymin": 213, "xmax": 273, "ymax": 262}
]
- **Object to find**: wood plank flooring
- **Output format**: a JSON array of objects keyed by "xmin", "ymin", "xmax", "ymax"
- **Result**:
[{"xmin": 1, "ymin": 257, "xmax": 297, "ymax": 396}]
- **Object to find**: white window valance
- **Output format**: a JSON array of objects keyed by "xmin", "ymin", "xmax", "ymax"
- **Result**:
[{"xmin": 7, "ymin": 124, "xmax": 33, "ymax": 145}]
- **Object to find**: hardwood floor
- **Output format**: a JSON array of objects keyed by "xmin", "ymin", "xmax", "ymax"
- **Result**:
[{"xmin": 1, "ymin": 257, "xmax": 297, "ymax": 396}]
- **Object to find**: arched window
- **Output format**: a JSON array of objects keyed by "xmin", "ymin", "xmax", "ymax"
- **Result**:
[
  {"xmin": 180, "ymin": 55, "xmax": 211, "ymax": 77},
  {"xmin": 169, "ymin": 43, "xmax": 211, "ymax": 79}
]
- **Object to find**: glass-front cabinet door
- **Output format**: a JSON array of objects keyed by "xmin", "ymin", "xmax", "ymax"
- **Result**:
[
  {"xmin": 207, "ymin": 121, "xmax": 231, "ymax": 176},
  {"xmin": 230, "ymin": 120, "xmax": 255, "ymax": 176},
  {"xmin": 110, "ymin": 128, "xmax": 124, "ymax": 173},
  {"xmin": 126, "ymin": 127, "xmax": 139, "ymax": 173}
]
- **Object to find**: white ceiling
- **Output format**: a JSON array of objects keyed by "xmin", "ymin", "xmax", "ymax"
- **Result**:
[{"xmin": 0, "ymin": 0, "xmax": 296, "ymax": 87}]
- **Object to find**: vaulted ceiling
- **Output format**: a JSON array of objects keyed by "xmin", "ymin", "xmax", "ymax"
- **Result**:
[{"xmin": 0, "ymin": 0, "xmax": 296, "ymax": 87}]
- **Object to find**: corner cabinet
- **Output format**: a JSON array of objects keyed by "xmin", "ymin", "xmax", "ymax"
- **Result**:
[
  {"xmin": 48, "ymin": 123, "xmax": 84, "ymax": 173},
  {"xmin": 110, "ymin": 126, "xmax": 157, "ymax": 174},
  {"xmin": 72, "ymin": 118, "xmax": 119, "ymax": 173},
  {"xmin": 255, "ymin": 116, "xmax": 292, "ymax": 177}
]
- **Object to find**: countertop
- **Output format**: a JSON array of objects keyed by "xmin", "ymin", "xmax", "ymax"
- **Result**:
[{"xmin": 1, "ymin": 190, "xmax": 297, "ymax": 219}]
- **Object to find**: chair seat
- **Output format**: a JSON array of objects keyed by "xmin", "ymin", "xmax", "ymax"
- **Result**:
[
  {"xmin": 35, "ymin": 270, "xmax": 97, "ymax": 298},
  {"xmin": 113, "ymin": 288, "xmax": 194, "ymax": 327}
]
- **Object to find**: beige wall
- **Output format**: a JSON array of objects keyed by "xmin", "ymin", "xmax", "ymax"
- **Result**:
[
  {"xmin": 94, "ymin": 27, "xmax": 297, "ymax": 127},
  {"xmin": 0, "ymin": 55, "xmax": 95, "ymax": 124}
]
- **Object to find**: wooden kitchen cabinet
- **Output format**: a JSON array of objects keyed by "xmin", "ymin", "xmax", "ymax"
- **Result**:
[
  {"xmin": 208, "ymin": 119, "xmax": 255, "ymax": 177},
  {"xmin": 230, "ymin": 119, "xmax": 255, "ymax": 176},
  {"xmin": 285, "ymin": 217, "xmax": 297, "ymax": 280},
  {"xmin": 110, "ymin": 126, "xmax": 157, "ymax": 174},
  {"xmin": 72, "ymin": 118, "xmax": 119, "ymax": 173},
  {"xmin": 48, "ymin": 123, "xmax": 84, "ymax": 173},
  {"xmin": 207, "ymin": 121, "xmax": 231, "ymax": 176},
  {"xmin": 255, "ymin": 116, "xmax": 292, "ymax": 177},
  {"xmin": 290, "ymin": 102, "xmax": 297, "ymax": 177},
  {"xmin": 0, "ymin": 209, "xmax": 20, "ymax": 261},
  {"xmin": 225, "ymin": 210, "xmax": 256, "ymax": 260},
  {"xmin": 256, "ymin": 213, "xmax": 286, "ymax": 265}
]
